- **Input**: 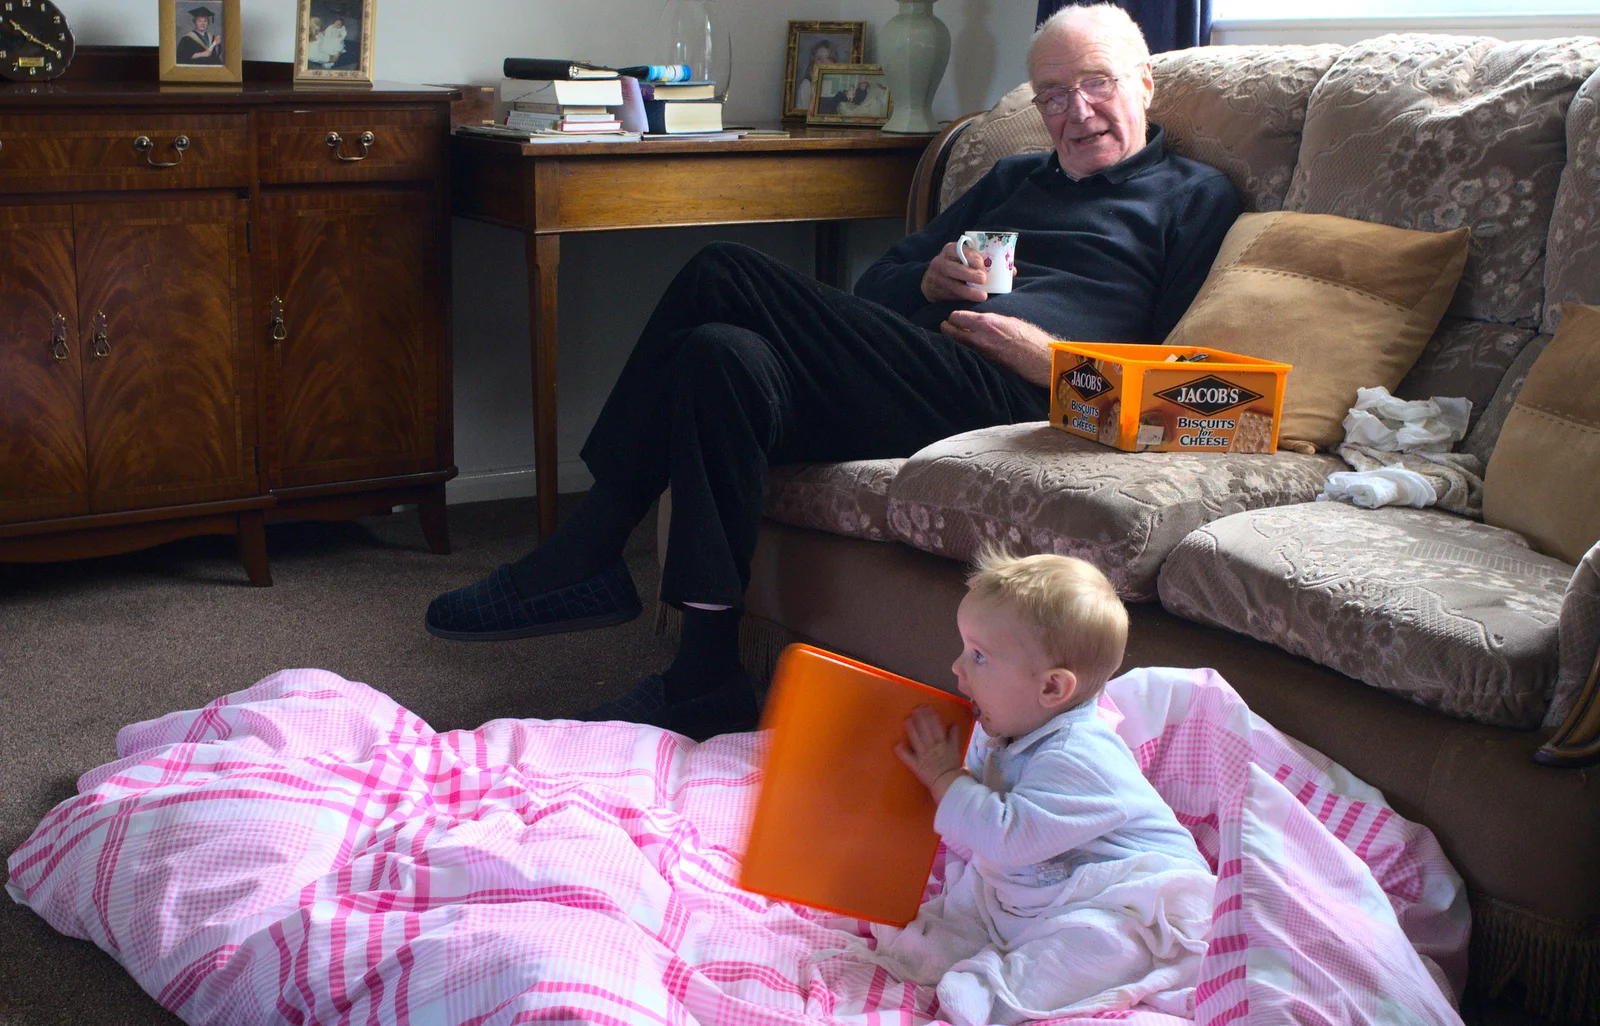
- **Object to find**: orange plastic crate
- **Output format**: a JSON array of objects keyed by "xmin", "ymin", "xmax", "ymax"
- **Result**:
[
  {"xmin": 1049, "ymin": 341, "xmax": 1291, "ymax": 454},
  {"xmin": 738, "ymin": 644, "xmax": 974, "ymax": 926}
]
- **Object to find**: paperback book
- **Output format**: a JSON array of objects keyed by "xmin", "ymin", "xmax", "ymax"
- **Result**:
[{"xmin": 499, "ymin": 77, "xmax": 625, "ymax": 107}]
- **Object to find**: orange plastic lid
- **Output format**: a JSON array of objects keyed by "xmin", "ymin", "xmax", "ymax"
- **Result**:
[{"xmin": 738, "ymin": 643, "xmax": 974, "ymax": 926}]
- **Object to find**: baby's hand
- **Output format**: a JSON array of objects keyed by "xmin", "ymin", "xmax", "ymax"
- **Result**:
[{"xmin": 895, "ymin": 706, "xmax": 966, "ymax": 801}]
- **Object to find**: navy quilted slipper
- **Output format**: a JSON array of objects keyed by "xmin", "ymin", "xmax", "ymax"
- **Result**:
[
  {"xmin": 425, "ymin": 560, "xmax": 641, "ymax": 641},
  {"xmin": 578, "ymin": 672, "xmax": 761, "ymax": 742}
]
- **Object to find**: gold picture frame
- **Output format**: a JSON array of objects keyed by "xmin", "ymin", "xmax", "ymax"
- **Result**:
[
  {"xmin": 782, "ymin": 21, "xmax": 864, "ymax": 121},
  {"xmin": 805, "ymin": 63, "xmax": 893, "ymax": 128},
  {"xmin": 158, "ymin": 0, "xmax": 241, "ymax": 84},
  {"xmin": 294, "ymin": 0, "xmax": 376, "ymax": 86}
]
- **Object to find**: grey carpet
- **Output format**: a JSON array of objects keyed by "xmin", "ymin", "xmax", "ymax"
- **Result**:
[
  {"xmin": 1, "ymin": 496, "xmax": 673, "ymax": 1025},
  {"xmin": 0, "ymin": 496, "xmax": 1552, "ymax": 1025}
]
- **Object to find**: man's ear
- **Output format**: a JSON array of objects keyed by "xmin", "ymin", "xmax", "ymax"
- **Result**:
[{"xmin": 1040, "ymin": 668, "xmax": 1079, "ymax": 709}]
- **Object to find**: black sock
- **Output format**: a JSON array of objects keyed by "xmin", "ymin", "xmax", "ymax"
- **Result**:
[
  {"xmin": 507, "ymin": 479, "xmax": 651, "ymax": 598},
  {"xmin": 662, "ymin": 606, "xmax": 743, "ymax": 703}
]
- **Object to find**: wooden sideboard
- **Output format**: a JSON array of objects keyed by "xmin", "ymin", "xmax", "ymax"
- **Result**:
[{"xmin": 0, "ymin": 49, "xmax": 457, "ymax": 585}]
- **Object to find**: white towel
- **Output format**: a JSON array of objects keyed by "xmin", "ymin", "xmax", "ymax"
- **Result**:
[{"xmin": 1318, "ymin": 467, "xmax": 1437, "ymax": 509}]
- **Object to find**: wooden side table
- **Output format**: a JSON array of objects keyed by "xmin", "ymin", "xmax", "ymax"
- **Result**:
[{"xmin": 451, "ymin": 127, "xmax": 932, "ymax": 537}]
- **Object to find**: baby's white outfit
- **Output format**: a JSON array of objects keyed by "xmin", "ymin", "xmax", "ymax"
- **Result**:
[{"xmin": 868, "ymin": 700, "xmax": 1216, "ymax": 1026}]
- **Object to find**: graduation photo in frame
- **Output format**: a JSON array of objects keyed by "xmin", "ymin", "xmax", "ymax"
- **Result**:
[
  {"xmin": 781, "ymin": 21, "xmax": 863, "ymax": 121},
  {"xmin": 158, "ymin": 0, "xmax": 241, "ymax": 83},
  {"xmin": 806, "ymin": 63, "xmax": 892, "ymax": 127},
  {"xmin": 295, "ymin": 0, "xmax": 376, "ymax": 85}
]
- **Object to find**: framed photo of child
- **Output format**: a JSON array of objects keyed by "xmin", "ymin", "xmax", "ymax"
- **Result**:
[
  {"xmin": 294, "ymin": 0, "xmax": 377, "ymax": 86},
  {"xmin": 158, "ymin": 0, "xmax": 242, "ymax": 84},
  {"xmin": 805, "ymin": 63, "xmax": 893, "ymax": 128},
  {"xmin": 781, "ymin": 21, "xmax": 864, "ymax": 121}
]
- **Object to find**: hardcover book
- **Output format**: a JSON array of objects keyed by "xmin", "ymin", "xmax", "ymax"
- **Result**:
[
  {"xmin": 641, "ymin": 81, "xmax": 717, "ymax": 101},
  {"xmin": 503, "ymin": 57, "xmax": 618, "ymax": 80},
  {"xmin": 738, "ymin": 644, "xmax": 974, "ymax": 926},
  {"xmin": 643, "ymin": 98, "xmax": 724, "ymax": 134}
]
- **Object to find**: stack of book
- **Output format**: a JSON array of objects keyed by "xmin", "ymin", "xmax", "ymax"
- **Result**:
[
  {"xmin": 640, "ymin": 78, "xmax": 723, "ymax": 135},
  {"xmin": 499, "ymin": 58, "xmax": 726, "ymax": 137},
  {"xmin": 499, "ymin": 72, "xmax": 628, "ymax": 137}
]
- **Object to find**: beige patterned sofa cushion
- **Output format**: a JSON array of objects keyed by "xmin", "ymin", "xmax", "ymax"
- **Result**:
[
  {"xmin": 1157, "ymin": 502, "xmax": 1570, "ymax": 728},
  {"xmin": 1149, "ymin": 44, "xmax": 1342, "ymax": 212},
  {"xmin": 938, "ymin": 83, "xmax": 1052, "ymax": 212},
  {"xmin": 1461, "ymin": 331, "xmax": 1552, "ymax": 467},
  {"xmin": 763, "ymin": 460, "xmax": 904, "ymax": 542},
  {"xmin": 1395, "ymin": 318, "xmax": 1537, "ymax": 434},
  {"xmin": 883, "ymin": 424, "xmax": 1342, "ymax": 601},
  {"xmin": 1285, "ymin": 34, "xmax": 1600, "ymax": 327},
  {"xmin": 1543, "ymin": 66, "xmax": 1600, "ymax": 335}
]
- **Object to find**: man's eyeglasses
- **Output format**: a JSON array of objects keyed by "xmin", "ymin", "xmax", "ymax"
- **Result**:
[{"xmin": 1032, "ymin": 76, "xmax": 1119, "ymax": 115}]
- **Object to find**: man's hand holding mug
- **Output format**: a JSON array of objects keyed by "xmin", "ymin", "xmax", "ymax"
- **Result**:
[{"xmin": 920, "ymin": 230, "xmax": 1019, "ymax": 302}]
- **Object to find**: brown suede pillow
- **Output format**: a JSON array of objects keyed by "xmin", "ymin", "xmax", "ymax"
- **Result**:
[
  {"xmin": 1483, "ymin": 303, "xmax": 1600, "ymax": 565},
  {"xmin": 1164, "ymin": 211, "xmax": 1470, "ymax": 451}
]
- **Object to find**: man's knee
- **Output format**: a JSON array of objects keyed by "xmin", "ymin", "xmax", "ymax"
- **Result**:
[
  {"xmin": 684, "ymin": 240, "xmax": 779, "ymax": 283},
  {"xmin": 674, "ymin": 324, "xmax": 783, "ymax": 409}
]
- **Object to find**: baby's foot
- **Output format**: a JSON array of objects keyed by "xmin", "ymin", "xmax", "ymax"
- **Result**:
[{"xmin": 936, "ymin": 970, "xmax": 993, "ymax": 1026}]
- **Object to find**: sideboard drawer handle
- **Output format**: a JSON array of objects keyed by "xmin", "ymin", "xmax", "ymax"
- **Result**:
[
  {"xmin": 91, "ymin": 311, "xmax": 110, "ymax": 359},
  {"xmin": 50, "ymin": 312, "xmax": 68, "ymax": 361},
  {"xmin": 270, "ymin": 297, "xmax": 288, "ymax": 343},
  {"xmin": 133, "ymin": 135, "xmax": 191, "ymax": 168},
  {"xmin": 326, "ymin": 130, "xmax": 376, "ymax": 162}
]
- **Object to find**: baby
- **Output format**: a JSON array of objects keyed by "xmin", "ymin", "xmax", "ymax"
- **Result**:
[{"xmin": 871, "ymin": 551, "xmax": 1215, "ymax": 1026}]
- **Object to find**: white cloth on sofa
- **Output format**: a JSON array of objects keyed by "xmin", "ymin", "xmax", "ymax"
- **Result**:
[
  {"xmin": 1319, "ymin": 465, "xmax": 1438, "ymax": 508},
  {"xmin": 1318, "ymin": 386, "xmax": 1484, "ymax": 516}
]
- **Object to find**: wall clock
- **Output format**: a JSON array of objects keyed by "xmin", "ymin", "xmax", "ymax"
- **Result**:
[{"xmin": 0, "ymin": 0, "xmax": 74, "ymax": 82}]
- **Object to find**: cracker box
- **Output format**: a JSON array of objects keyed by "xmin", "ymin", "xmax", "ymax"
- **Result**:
[{"xmin": 1049, "ymin": 342, "xmax": 1290, "ymax": 454}]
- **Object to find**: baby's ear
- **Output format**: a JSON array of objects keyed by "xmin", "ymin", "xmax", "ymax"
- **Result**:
[{"xmin": 1040, "ymin": 668, "xmax": 1078, "ymax": 709}]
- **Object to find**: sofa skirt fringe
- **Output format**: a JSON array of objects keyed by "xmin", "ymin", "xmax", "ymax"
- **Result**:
[
  {"xmin": 1471, "ymin": 891, "xmax": 1600, "ymax": 1024},
  {"xmin": 659, "ymin": 602, "xmax": 1600, "ymax": 1024}
]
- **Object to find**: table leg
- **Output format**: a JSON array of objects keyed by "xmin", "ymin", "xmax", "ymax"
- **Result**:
[
  {"xmin": 528, "ymin": 232, "xmax": 561, "ymax": 539},
  {"xmin": 815, "ymin": 221, "xmax": 847, "ymax": 289}
]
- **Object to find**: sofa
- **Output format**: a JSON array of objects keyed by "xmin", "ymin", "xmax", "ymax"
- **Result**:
[{"xmin": 660, "ymin": 33, "xmax": 1600, "ymax": 1022}]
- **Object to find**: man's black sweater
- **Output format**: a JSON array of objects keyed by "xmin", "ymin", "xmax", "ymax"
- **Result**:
[{"xmin": 855, "ymin": 125, "xmax": 1243, "ymax": 344}]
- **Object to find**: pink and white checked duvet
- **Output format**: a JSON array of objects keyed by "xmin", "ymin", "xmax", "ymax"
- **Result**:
[{"xmin": 8, "ymin": 667, "xmax": 1468, "ymax": 1026}]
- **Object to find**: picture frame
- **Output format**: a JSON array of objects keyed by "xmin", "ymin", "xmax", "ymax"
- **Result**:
[
  {"xmin": 782, "ymin": 21, "xmax": 864, "ymax": 121},
  {"xmin": 158, "ymin": 0, "xmax": 242, "ymax": 84},
  {"xmin": 294, "ymin": 0, "xmax": 376, "ymax": 86},
  {"xmin": 805, "ymin": 63, "xmax": 893, "ymax": 128}
]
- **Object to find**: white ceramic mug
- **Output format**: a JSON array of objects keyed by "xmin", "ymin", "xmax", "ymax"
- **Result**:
[{"xmin": 956, "ymin": 230, "xmax": 1018, "ymax": 295}]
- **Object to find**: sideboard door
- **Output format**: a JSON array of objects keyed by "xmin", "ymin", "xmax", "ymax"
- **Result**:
[
  {"xmin": 259, "ymin": 189, "xmax": 442, "ymax": 491},
  {"xmin": 0, "ymin": 205, "xmax": 88, "ymax": 525},
  {"xmin": 74, "ymin": 197, "xmax": 257, "ymax": 514}
]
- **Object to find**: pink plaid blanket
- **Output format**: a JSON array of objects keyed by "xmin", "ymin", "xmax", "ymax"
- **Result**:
[{"xmin": 8, "ymin": 667, "xmax": 1467, "ymax": 1026}]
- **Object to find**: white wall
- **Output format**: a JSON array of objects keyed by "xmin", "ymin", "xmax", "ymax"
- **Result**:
[{"xmin": 56, "ymin": 0, "xmax": 1035, "ymax": 502}]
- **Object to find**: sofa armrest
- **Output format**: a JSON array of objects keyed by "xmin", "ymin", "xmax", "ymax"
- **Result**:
[
  {"xmin": 1536, "ymin": 539, "xmax": 1600, "ymax": 767},
  {"xmin": 905, "ymin": 112, "xmax": 983, "ymax": 234}
]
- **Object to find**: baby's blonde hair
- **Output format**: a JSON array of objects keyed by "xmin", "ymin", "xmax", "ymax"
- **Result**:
[{"xmin": 965, "ymin": 548, "xmax": 1128, "ymax": 703}]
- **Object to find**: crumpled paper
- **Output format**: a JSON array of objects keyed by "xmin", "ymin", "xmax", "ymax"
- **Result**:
[
  {"xmin": 1318, "ymin": 387, "xmax": 1483, "ymax": 515},
  {"xmin": 1339, "ymin": 387, "xmax": 1471, "ymax": 453}
]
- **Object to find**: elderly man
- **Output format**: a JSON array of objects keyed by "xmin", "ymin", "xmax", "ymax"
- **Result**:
[{"xmin": 426, "ymin": 4, "xmax": 1241, "ymax": 738}]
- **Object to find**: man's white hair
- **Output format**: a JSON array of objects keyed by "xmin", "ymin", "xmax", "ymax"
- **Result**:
[{"xmin": 1027, "ymin": 3, "xmax": 1151, "ymax": 81}]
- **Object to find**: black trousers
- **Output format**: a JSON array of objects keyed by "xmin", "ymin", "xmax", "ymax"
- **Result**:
[{"xmin": 580, "ymin": 242, "xmax": 1050, "ymax": 608}]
